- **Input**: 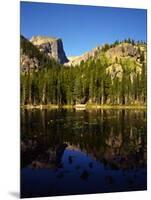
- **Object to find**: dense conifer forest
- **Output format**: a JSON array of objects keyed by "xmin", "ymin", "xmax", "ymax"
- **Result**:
[{"xmin": 20, "ymin": 37, "xmax": 147, "ymax": 107}]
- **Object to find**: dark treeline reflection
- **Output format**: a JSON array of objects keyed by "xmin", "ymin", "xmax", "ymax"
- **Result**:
[
  {"xmin": 21, "ymin": 109, "xmax": 146, "ymax": 169},
  {"xmin": 21, "ymin": 109, "xmax": 147, "ymax": 198}
]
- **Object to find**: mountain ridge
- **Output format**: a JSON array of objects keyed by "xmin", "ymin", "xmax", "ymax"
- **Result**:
[
  {"xmin": 65, "ymin": 41, "xmax": 146, "ymax": 67},
  {"xmin": 30, "ymin": 35, "xmax": 69, "ymax": 64}
]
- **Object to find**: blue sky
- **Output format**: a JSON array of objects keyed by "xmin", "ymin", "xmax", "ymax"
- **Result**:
[{"xmin": 20, "ymin": 1, "xmax": 147, "ymax": 57}]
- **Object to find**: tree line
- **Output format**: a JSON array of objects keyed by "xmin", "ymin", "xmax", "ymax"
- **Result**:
[{"xmin": 21, "ymin": 50, "xmax": 146, "ymax": 106}]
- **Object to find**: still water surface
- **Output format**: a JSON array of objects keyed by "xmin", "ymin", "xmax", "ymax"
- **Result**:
[{"xmin": 21, "ymin": 109, "xmax": 147, "ymax": 198}]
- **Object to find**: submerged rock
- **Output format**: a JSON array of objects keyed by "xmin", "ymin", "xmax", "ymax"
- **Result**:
[{"xmin": 80, "ymin": 170, "xmax": 90, "ymax": 180}]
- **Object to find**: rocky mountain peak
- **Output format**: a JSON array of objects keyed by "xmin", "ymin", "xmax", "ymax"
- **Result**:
[
  {"xmin": 30, "ymin": 36, "xmax": 58, "ymax": 45},
  {"xmin": 30, "ymin": 36, "xmax": 69, "ymax": 64}
]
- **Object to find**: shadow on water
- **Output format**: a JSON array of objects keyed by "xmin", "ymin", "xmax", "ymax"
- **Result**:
[{"xmin": 21, "ymin": 109, "xmax": 147, "ymax": 198}]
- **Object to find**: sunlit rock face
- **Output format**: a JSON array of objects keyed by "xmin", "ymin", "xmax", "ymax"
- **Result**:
[
  {"xmin": 30, "ymin": 36, "xmax": 69, "ymax": 64},
  {"xmin": 20, "ymin": 54, "xmax": 40, "ymax": 72},
  {"xmin": 106, "ymin": 43, "xmax": 140, "ymax": 60},
  {"xmin": 66, "ymin": 46, "xmax": 101, "ymax": 66}
]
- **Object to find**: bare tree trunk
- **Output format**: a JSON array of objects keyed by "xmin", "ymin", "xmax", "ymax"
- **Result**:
[
  {"xmin": 117, "ymin": 96, "xmax": 120, "ymax": 105},
  {"xmin": 101, "ymin": 95, "xmax": 104, "ymax": 105},
  {"xmin": 42, "ymin": 84, "xmax": 46, "ymax": 104}
]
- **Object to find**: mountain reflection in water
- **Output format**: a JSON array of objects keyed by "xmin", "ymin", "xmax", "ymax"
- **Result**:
[{"xmin": 21, "ymin": 109, "xmax": 147, "ymax": 198}]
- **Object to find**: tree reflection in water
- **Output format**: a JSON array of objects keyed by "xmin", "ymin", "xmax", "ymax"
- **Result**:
[{"xmin": 21, "ymin": 109, "xmax": 147, "ymax": 198}]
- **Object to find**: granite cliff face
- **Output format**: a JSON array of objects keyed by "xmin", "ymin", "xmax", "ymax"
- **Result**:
[
  {"xmin": 20, "ymin": 54, "xmax": 40, "ymax": 72},
  {"xmin": 106, "ymin": 43, "xmax": 146, "ymax": 61},
  {"xmin": 30, "ymin": 36, "xmax": 69, "ymax": 64},
  {"xmin": 20, "ymin": 35, "xmax": 69, "ymax": 72}
]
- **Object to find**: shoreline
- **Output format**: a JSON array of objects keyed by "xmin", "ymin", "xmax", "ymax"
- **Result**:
[{"xmin": 21, "ymin": 104, "xmax": 147, "ymax": 110}]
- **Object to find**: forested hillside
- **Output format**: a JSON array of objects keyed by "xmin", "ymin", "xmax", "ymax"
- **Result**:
[
  {"xmin": 20, "ymin": 35, "xmax": 59, "ymax": 72},
  {"xmin": 21, "ymin": 36, "xmax": 147, "ymax": 106}
]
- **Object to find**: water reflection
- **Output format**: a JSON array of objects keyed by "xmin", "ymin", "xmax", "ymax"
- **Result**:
[{"xmin": 21, "ymin": 109, "xmax": 147, "ymax": 198}]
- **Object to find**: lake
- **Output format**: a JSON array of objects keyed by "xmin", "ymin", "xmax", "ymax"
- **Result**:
[{"xmin": 21, "ymin": 109, "xmax": 147, "ymax": 198}]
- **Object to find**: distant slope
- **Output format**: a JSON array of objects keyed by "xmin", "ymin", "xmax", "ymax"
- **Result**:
[
  {"xmin": 65, "ymin": 41, "xmax": 146, "ymax": 67},
  {"xmin": 66, "ymin": 46, "xmax": 101, "ymax": 66}
]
